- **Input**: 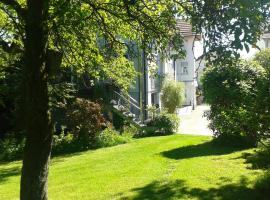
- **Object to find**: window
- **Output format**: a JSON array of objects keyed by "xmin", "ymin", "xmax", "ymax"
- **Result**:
[
  {"xmin": 181, "ymin": 61, "xmax": 188, "ymax": 75},
  {"xmin": 264, "ymin": 38, "xmax": 270, "ymax": 48},
  {"xmin": 150, "ymin": 77, "xmax": 155, "ymax": 89}
]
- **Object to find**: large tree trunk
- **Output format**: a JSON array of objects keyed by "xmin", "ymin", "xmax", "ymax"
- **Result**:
[{"xmin": 20, "ymin": 1, "xmax": 52, "ymax": 200}]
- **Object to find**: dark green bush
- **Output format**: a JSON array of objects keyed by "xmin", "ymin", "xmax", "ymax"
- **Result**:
[
  {"xmin": 111, "ymin": 108, "xmax": 127, "ymax": 130},
  {"xmin": 52, "ymin": 132, "xmax": 76, "ymax": 155},
  {"xmin": 141, "ymin": 112, "xmax": 179, "ymax": 136},
  {"xmin": 202, "ymin": 60, "xmax": 267, "ymax": 147},
  {"xmin": 253, "ymin": 49, "xmax": 270, "ymax": 141},
  {"xmin": 0, "ymin": 135, "xmax": 25, "ymax": 161}
]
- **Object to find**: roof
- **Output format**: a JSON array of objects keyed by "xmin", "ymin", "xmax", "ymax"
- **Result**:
[{"xmin": 176, "ymin": 19, "xmax": 201, "ymax": 40}]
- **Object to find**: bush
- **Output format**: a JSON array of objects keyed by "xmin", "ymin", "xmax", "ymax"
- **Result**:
[
  {"xmin": 122, "ymin": 125, "xmax": 139, "ymax": 137},
  {"xmin": 142, "ymin": 112, "xmax": 179, "ymax": 136},
  {"xmin": 96, "ymin": 128, "xmax": 131, "ymax": 147},
  {"xmin": 161, "ymin": 79, "xmax": 185, "ymax": 113},
  {"xmin": 112, "ymin": 109, "xmax": 126, "ymax": 130},
  {"xmin": 253, "ymin": 49, "xmax": 270, "ymax": 140},
  {"xmin": 202, "ymin": 60, "xmax": 267, "ymax": 147},
  {"xmin": 0, "ymin": 135, "xmax": 25, "ymax": 161},
  {"xmin": 66, "ymin": 98, "xmax": 107, "ymax": 144},
  {"xmin": 52, "ymin": 132, "xmax": 75, "ymax": 155}
]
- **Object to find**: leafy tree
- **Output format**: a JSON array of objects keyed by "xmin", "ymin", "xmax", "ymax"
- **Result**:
[
  {"xmin": 0, "ymin": 0, "xmax": 269, "ymax": 199},
  {"xmin": 202, "ymin": 60, "xmax": 267, "ymax": 146},
  {"xmin": 161, "ymin": 79, "xmax": 185, "ymax": 113},
  {"xmin": 253, "ymin": 49, "xmax": 270, "ymax": 141},
  {"xmin": 254, "ymin": 48, "xmax": 270, "ymax": 73}
]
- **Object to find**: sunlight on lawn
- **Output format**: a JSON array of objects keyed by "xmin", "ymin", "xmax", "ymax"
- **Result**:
[{"xmin": 0, "ymin": 135, "xmax": 265, "ymax": 200}]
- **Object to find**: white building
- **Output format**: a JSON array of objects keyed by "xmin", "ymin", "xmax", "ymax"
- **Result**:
[
  {"xmin": 128, "ymin": 20, "xmax": 202, "ymax": 119},
  {"xmin": 257, "ymin": 31, "xmax": 270, "ymax": 49},
  {"xmin": 240, "ymin": 30, "xmax": 270, "ymax": 58}
]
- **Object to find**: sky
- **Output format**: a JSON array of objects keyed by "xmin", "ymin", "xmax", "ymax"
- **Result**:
[
  {"xmin": 194, "ymin": 41, "xmax": 260, "ymax": 60},
  {"xmin": 239, "ymin": 47, "xmax": 259, "ymax": 59}
]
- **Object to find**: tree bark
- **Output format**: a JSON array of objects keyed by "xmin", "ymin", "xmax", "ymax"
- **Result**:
[{"xmin": 20, "ymin": 1, "xmax": 52, "ymax": 200}]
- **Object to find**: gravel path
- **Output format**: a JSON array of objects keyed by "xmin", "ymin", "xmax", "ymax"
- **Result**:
[{"xmin": 178, "ymin": 104, "xmax": 213, "ymax": 136}]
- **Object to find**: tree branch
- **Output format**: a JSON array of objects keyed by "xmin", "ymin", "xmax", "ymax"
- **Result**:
[
  {"xmin": 0, "ymin": 0, "xmax": 26, "ymax": 19},
  {"xmin": 0, "ymin": 38, "xmax": 23, "ymax": 53}
]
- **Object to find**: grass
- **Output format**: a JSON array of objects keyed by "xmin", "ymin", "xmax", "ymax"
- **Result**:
[{"xmin": 0, "ymin": 134, "xmax": 267, "ymax": 200}]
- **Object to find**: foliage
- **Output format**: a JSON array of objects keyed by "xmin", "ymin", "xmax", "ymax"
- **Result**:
[
  {"xmin": 0, "ymin": 127, "xmax": 134, "ymax": 161},
  {"xmin": 0, "ymin": 51, "xmax": 23, "ymax": 137},
  {"xmin": 254, "ymin": 48, "xmax": 270, "ymax": 73},
  {"xmin": 66, "ymin": 98, "xmax": 107, "ymax": 144},
  {"xmin": 52, "ymin": 127, "xmax": 132, "ymax": 155},
  {"xmin": 146, "ymin": 105, "xmax": 159, "ymax": 119},
  {"xmin": 1, "ymin": 0, "xmax": 268, "ymax": 91},
  {"xmin": 96, "ymin": 128, "xmax": 131, "ymax": 148},
  {"xmin": 143, "ymin": 112, "xmax": 179, "ymax": 136},
  {"xmin": 47, "ymin": 0, "xmax": 185, "ymax": 90},
  {"xmin": 202, "ymin": 60, "xmax": 267, "ymax": 147},
  {"xmin": 52, "ymin": 132, "xmax": 75, "ymax": 155},
  {"xmin": 49, "ymin": 82, "xmax": 76, "ymax": 110},
  {"xmin": 111, "ymin": 109, "xmax": 126, "ymax": 130},
  {"xmin": 253, "ymin": 49, "xmax": 270, "ymax": 141},
  {"xmin": 161, "ymin": 79, "xmax": 185, "ymax": 113},
  {"xmin": 122, "ymin": 125, "xmax": 139, "ymax": 137},
  {"xmin": 0, "ymin": 0, "xmax": 269, "ymax": 198},
  {"xmin": 0, "ymin": 134, "xmax": 25, "ymax": 161},
  {"xmin": 191, "ymin": 0, "xmax": 269, "ymax": 65}
]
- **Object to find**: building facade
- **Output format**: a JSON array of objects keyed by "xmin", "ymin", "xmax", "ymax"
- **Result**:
[
  {"xmin": 128, "ymin": 20, "xmax": 202, "ymax": 119},
  {"xmin": 257, "ymin": 31, "xmax": 270, "ymax": 50}
]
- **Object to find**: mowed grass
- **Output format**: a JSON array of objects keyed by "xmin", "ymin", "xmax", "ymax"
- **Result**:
[{"xmin": 0, "ymin": 135, "xmax": 266, "ymax": 200}]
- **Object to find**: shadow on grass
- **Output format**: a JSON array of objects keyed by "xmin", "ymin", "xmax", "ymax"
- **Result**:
[
  {"xmin": 122, "ymin": 177, "xmax": 269, "ymax": 200},
  {"xmin": 0, "ymin": 166, "xmax": 21, "ymax": 183},
  {"xmin": 161, "ymin": 141, "xmax": 247, "ymax": 160},
  {"xmin": 241, "ymin": 149, "xmax": 270, "ymax": 170}
]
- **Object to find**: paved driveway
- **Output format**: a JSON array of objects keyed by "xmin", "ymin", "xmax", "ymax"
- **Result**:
[{"xmin": 178, "ymin": 104, "xmax": 213, "ymax": 136}]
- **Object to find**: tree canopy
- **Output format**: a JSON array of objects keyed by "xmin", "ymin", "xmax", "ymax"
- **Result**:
[
  {"xmin": 0, "ymin": 0, "xmax": 269, "ymax": 200},
  {"xmin": 0, "ymin": 1, "xmax": 269, "ymax": 86}
]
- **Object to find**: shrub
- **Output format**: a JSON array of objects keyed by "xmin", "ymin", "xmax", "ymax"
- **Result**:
[
  {"xmin": 0, "ymin": 134, "xmax": 25, "ymax": 161},
  {"xmin": 112, "ymin": 109, "xmax": 126, "ymax": 130},
  {"xmin": 96, "ymin": 128, "xmax": 131, "ymax": 147},
  {"xmin": 143, "ymin": 112, "xmax": 179, "ymax": 136},
  {"xmin": 66, "ymin": 98, "xmax": 107, "ymax": 144},
  {"xmin": 161, "ymin": 79, "xmax": 185, "ymax": 113},
  {"xmin": 52, "ymin": 132, "xmax": 75, "ymax": 155},
  {"xmin": 202, "ymin": 60, "xmax": 267, "ymax": 147},
  {"xmin": 253, "ymin": 49, "xmax": 270, "ymax": 140},
  {"xmin": 122, "ymin": 125, "xmax": 139, "ymax": 137}
]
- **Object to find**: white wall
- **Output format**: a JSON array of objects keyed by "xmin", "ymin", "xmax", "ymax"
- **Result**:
[{"xmin": 175, "ymin": 36, "xmax": 197, "ymax": 106}]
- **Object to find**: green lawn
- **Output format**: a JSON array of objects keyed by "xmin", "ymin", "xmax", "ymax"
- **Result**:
[{"xmin": 0, "ymin": 135, "xmax": 266, "ymax": 200}]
